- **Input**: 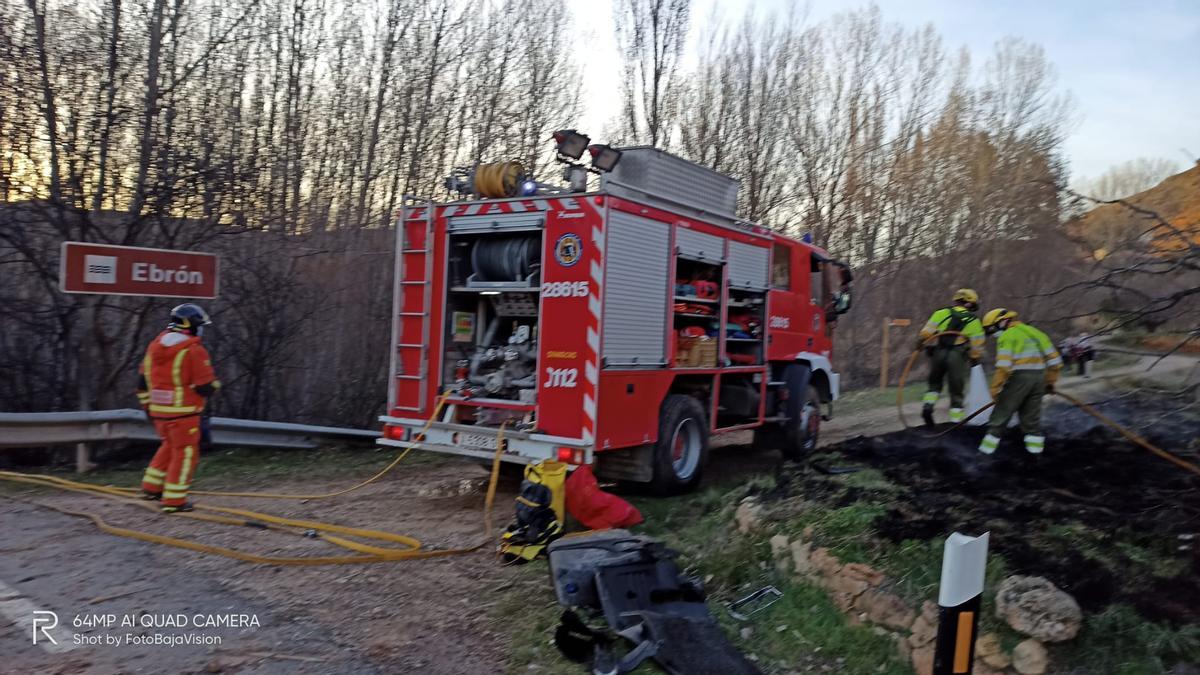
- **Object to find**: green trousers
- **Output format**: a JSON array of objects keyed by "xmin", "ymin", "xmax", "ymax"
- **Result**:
[
  {"xmin": 926, "ymin": 346, "xmax": 969, "ymax": 408},
  {"xmin": 987, "ymin": 370, "xmax": 1045, "ymax": 436}
]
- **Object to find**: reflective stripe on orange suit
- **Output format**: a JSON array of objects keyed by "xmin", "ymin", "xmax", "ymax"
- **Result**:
[{"xmin": 142, "ymin": 416, "xmax": 201, "ymax": 505}]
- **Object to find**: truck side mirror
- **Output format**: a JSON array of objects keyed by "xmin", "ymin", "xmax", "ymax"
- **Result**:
[
  {"xmin": 834, "ymin": 290, "xmax": 852, "ymax": 315},
  {"xmin": 831, "ymin": 261, "xmax": 852, "ymax": 316}
]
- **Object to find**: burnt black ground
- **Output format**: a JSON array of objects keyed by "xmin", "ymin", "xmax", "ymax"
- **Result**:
[{"xmin": 783, "ymin": 392, "xmax": 1200, "ymax": 625}]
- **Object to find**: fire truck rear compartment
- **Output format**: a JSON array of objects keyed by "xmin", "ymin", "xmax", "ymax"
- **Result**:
[{"xmin": 443, "ymin": 228, "xmax": 544, "ymax": 414}]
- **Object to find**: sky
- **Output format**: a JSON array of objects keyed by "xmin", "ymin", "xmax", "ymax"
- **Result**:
[{"xmin": 570, "ymin": 0, "xmax": 1200, "ymax": 182}]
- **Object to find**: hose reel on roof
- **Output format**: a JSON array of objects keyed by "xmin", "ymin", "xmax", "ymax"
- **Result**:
[{"xmin": 446, "ymin": 161, "xmax": 531, "ymax": 199}]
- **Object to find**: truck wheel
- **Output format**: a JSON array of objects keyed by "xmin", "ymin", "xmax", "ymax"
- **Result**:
[
  {"xmin": 783, "ymin": 384, "xmax": 822, "ymax": 461},
  {"xmin": 650, "ymin": 394, "xmax": 709, "ymax": 495},
  {"xmin": 765, "ymin": 364, "xmax": 820, "ymax": 461}
]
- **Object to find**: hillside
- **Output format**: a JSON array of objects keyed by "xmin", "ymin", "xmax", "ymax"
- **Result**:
[{"xmin": 1070, "ymin": 162, "xmax": 1200, "ymax": 257}]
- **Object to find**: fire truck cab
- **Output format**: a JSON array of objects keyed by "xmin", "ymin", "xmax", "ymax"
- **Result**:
[{"xmin": 379, "ymin": 147, "xmax": 852, "ymax": 493}]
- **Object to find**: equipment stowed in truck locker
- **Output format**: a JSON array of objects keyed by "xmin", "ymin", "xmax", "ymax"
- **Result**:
[{"xmin": 380, "ymin": 135, "xmax": 854, "ymax": 495}]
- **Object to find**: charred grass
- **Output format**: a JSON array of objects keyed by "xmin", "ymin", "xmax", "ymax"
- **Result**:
[{"xmin": 757, "ymin": 390, "xmax": 1200, "ymax": 672}]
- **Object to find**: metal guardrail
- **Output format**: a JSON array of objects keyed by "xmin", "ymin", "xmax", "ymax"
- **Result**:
[{"xmin": 0, "ymin": 409, "xmax": 378, "ymax": 450}]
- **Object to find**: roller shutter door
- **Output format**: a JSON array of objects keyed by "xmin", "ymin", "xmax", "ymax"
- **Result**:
[
  {"xmin": 728, "ymin": 241, "xmax": 770, "ymax": 290},
  {"xmin": 602, "ymin": 211, "xmax": 670, "ymax": 366},
  {"xmin": 675, "ymin": 227, "xmax": 725, "ymax": 261}
]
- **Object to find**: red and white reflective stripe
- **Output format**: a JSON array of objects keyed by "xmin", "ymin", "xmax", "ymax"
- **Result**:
[
  {"xmin": 581, "ymin": 220, "xmax": 604, "ymax": 445},
  {"xmin": 405, "ymin": 197, "xmax": 584, "ymax": 221}
]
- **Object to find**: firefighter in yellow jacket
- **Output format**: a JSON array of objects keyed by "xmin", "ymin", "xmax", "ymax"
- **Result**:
[
  {"xmin": 917, "ymin": 288, "xmax": 985, "ymax": 426},
  {"xmin": 978, "ymin": 309, "xmax": 1062, "ymax": 455}
]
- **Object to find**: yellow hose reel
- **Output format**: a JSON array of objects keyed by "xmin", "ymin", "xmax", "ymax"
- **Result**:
[{"xmin": 473, "ymin": 161, "xmax": 528, "ymax": 198}]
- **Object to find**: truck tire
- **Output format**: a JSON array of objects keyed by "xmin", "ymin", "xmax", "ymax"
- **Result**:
[
  {"xmin": 754, "ymin": 364, "xmax": 821, "ymax": 461},
  {"xmin": 650, "ymin": 394, "xmax": 709, "ymax": 495},
  {"xmin": 783, "ymin": 383, "xmax": 822, "ymax": 461}
]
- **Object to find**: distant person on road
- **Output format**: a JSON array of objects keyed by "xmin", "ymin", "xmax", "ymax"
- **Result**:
[
  {"xmin": 978, "ymin": 309, "xmax": 1062, "ymax": 455},
  {"xmin": 917, "ymin": 288, "xmax": 985, "ymax": 426},
  {"xmin": 136, "ymin": 304, "xmax": 221, "ymax": 513}
]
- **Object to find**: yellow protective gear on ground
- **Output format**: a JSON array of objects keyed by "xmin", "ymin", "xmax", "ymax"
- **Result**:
[{"xmin": 524, "ymin": 460, "xmax": 568, "ymax": 522}]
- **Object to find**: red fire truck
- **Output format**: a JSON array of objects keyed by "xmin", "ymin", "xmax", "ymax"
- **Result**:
[{"xmin": 379, "ymin": 145, "xmax": 852, "ymax": 493}]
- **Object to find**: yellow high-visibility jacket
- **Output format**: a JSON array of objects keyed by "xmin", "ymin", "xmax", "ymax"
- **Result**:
[
  {"xmin": 919, "ymin": 307, "xmax": 985, "ymax": 360},
  {"xmin": 991, "ymin": 322, "xmax": 1063, "ymax": 395}
]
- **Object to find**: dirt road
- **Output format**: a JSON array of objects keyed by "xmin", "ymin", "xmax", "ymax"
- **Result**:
[{"xmin": 0, "ymin": 462, "xmax": 523, "ymax": 674}]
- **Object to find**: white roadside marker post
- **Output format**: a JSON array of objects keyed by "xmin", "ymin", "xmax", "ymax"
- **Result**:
[{"xmin": 933, "ymin": 532, "xmax": 990, "ymax": 674}]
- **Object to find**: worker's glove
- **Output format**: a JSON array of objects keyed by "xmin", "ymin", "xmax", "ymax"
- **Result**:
[
  {"xmin": 969, "ymin": 356, "xmax": 981, "ymax": 367},
  {"xmin": 915, "ymin": 336, "xmax": 929, "ymax": 351},
  {"xmin": 1045, "ymin": 382, "xmax": 1055, "ymax": 394},
  {"xmin": 200, "ymin": 416, "xmax": 213, "ymax": 452},
  {"xmin": 989, "ymin": 385, "xmax": 1002, "ymax": 401}
]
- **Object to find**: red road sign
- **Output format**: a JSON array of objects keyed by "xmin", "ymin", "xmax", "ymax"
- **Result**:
[{"xmin": 59, "ymin": 242, "xmax": 218, "ymax": 299}]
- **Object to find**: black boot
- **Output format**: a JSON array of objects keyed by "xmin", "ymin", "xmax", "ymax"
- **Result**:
[
  {"xmin": 161, "ymin": 502, "xmax": 194, "ymax": 514},
  {"xmin": 921, "ymin": 404, "xmax": 935, "ymax": 428},
  {"xmin": 139, "ymin": 490, "xmax": 162, "ymax": 501}
]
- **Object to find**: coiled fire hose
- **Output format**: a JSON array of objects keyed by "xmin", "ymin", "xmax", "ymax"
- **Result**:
[
  {"xmin": 896, "ymin": 331, "xmax": 1200, "ymax": 477},
  {"xmin": 0, "ymin": 396, "xmax": 515, "ymax": 564},
  {"xmin": 473, "ymin": 161, "xmax": 526, "ymax": 198},
  {"xmin": 472, "ymin": 236, "xmax": 537, "ymax": 282}
]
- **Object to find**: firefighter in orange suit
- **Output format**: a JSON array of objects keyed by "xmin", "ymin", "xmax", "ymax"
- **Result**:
[{"xmin": 136, "ymin": 304, "xmax": 221, "ymax": 513}]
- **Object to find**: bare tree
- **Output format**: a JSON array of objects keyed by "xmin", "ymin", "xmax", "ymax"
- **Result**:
[
  {"xmin": 0, "ymin": 0, "xmax": 587, "ymax": 422},
  {"xmin": 1074, "ymin": 157, "xmax": 1182, "ymax": 203},
  {"xmin": 612, "ymin": 0, "xmax": 691, "ymax": 147}
]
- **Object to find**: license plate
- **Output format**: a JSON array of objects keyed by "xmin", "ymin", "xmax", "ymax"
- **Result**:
[{"xmin": 458, "ymin": 432, "xmax": 498, "ymax": 450}]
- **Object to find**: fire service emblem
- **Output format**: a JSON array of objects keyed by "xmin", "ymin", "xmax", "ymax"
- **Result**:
[{"xmin": 554, "ymin": 233, "xmax": 582, "ymax": 267}]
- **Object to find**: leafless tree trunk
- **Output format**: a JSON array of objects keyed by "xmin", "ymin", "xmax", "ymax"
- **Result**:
[{"xmin": 613, "ymin": 0, "xmax": 691, "ymax": 147}]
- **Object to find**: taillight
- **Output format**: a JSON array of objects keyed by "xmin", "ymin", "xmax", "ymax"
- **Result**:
[
  {"xmin": 384, "ymin": 425, "xmax": 406, "ymax": 441},
  {"xmin": 557, "ymin": 447, "xmax": 586, "ymax": 465}
]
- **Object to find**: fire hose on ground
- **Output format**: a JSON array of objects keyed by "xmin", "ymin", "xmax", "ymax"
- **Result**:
[
  {"xmin": 0, "ymin": 396, "xmax": 515, "ymax": 565},
  {"xmin": 896, "ymin": 331, "xmax": 1200, "ymax": 477}
]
